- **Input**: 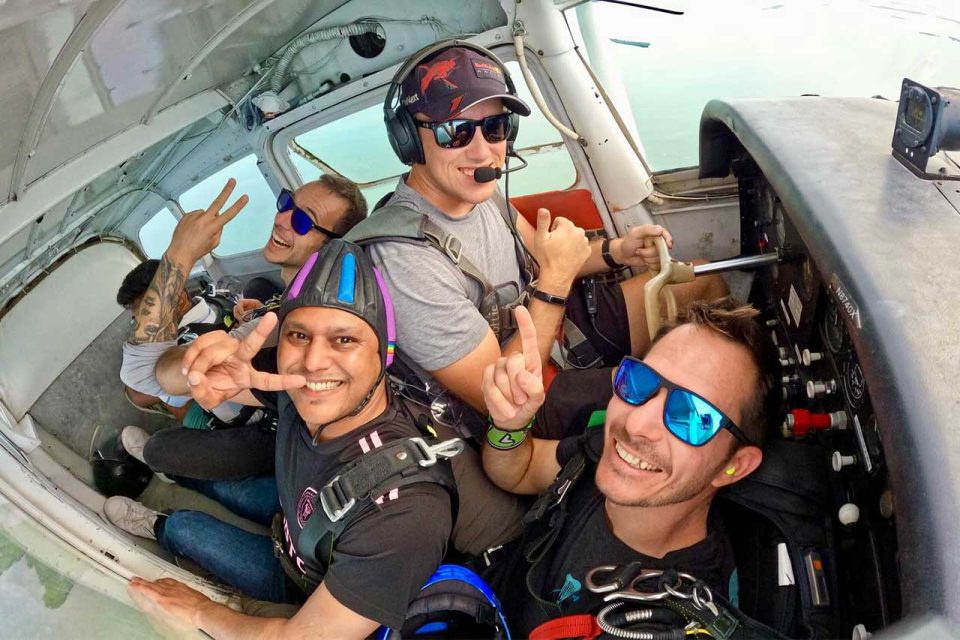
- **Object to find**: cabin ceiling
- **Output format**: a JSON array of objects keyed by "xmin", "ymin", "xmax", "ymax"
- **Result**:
[{"xmin": 0, "ymin": 0, "xmax": 354, "ymax": 207}]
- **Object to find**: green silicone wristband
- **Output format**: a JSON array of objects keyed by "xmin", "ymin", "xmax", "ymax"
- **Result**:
[{"xmin": 487, "ymin": 423, "xmax": 531, "ymax": 451}]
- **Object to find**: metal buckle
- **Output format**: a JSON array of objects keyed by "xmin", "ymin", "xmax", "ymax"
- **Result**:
[
  {"xmin": 409, "ymin": 437, "xmax": 465, "ymax": 467},
  {"xmin": 482, "ymin": 544, "xmax": 504, "ymax": 567},
  {"xmin": 442, "ymin": 235, "xmax": 463, "ymax": 264},
  {"xmin": 319, "ymin": 476, "xmax": 356, "ymax": 523}
]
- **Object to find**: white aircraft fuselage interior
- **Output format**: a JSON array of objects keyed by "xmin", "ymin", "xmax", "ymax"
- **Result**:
[{"xmin": 0, "ymin": 0, "xmax": 958, "ymax": 637}]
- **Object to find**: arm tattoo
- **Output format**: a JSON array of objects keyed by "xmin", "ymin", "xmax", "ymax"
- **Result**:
[{"xmin": 131, "ymin": 255, "xmax": 188, "ymax": 344}]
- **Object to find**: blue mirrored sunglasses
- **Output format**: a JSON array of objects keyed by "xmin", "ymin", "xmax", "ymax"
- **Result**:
[
  {"xmin": 414, "ymin": 113, "xmax": 514, "ymax": 149},
  {"xmin": 612, "ymin": 357, "xmax": 750, "ymax": 447},
  {"xmin": 276, "ymin": 189, "xmax": 342, "ymax": 239}
]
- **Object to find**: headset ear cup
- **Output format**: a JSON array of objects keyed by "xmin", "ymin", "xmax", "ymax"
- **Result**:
[
  {"xmin": 506, "ymin": 112, "xmax": 519, "ymax": 144},
  {"xmin": 386, "ymin": 107, "xmax": 423, "ymax": 166}
]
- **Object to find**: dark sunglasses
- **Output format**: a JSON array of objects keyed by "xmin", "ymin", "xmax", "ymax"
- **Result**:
[
  {"xmin": 415, "ymin": 113, "xmax": 514, "ymax": 149},
  {"xmin": 613, "ymin": 357, "xmax": 750, "ymax": 447},
  {"xmin": 276, "ymin": 189, "xmax": 342, "ymax": 239}
]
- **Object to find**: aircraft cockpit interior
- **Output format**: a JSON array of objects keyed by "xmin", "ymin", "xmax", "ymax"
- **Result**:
[{"xmin": 0, "ymin": 1, "xmax": 957, "ymax": 637}]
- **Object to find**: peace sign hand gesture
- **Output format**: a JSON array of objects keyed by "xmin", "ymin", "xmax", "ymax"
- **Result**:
[
  {"xmin": 182, "ymin": 313, "xmax": 306, "ymax": 410},
  {"xmin": 165, "ymin": 178, "xmax": 248, "ymax": 268},
  {"xmin": 482, "ymin": 306, "xmax": 546, "ymax": 431}
]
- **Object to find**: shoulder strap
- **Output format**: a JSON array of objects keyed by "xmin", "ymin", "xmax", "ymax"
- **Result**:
[
  {"xmin": 297, "ymin": 437, "xmax": 463, "ymax": 573},
  {"xmin": 345, "ymin": 204, "xmax": 498, "ymax": 297}
]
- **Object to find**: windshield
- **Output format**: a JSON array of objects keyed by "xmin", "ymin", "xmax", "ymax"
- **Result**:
[{"xmin": 574, "ymin": 0, "xmax": 960, "ymax": 170}]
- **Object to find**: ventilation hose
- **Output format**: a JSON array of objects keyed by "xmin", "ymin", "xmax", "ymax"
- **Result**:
[{"xmin": 270, "ymin": 21, "xmax": 384, "ymax": 94}]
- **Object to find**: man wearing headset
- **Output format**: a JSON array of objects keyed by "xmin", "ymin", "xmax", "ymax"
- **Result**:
[{"xmin": 348, "ymin": 41, "xmax": 725, "ymax": 432}]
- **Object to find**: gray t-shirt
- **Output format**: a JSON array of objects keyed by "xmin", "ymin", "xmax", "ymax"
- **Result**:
[{"xmin": 366, "ymin": 177, "xmax": 524, "ymax": 371}]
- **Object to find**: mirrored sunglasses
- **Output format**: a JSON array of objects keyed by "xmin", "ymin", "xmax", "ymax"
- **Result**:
[
  {"xmin": 276, "ymin": 189, "xmax": 342, "ymax": 239},
  {"xmin": 414, "ymin": 113, "xmax": 514, "ymax": 149},
  {"xmin": 612, "ymin": 357, "xmax": 750, "ymax": 447}
]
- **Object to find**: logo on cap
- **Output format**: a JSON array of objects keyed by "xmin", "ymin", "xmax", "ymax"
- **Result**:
[{"xmin": 419, "ymin": 59, "xmax": 459, "ymax": 93}]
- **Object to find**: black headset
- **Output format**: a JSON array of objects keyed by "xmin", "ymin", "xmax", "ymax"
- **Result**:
[{"xmin": 383, "ymin": 39, "xmax": 521, "ymax": 166}]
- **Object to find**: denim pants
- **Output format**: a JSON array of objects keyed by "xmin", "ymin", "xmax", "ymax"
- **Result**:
[{"xmin": 155, "ymin": 475, "xmax": 295, "ymax": 603}]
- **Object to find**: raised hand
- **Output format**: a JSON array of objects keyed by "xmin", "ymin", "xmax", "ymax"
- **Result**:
[
  {"xmin": 532, "ymin": 208, "xmax": 591, "ymax": 292},
  {"xmin": 165, "ymin": 178, "xmax": 248, "ymax": 268},
  {"xmin": 614, "ymin": 224, "xmax": 673, "ymax": 271},
  {"xmin": 482, "ymin": 306, "xmax": 545, "ymax": 431},
  {"xmin": 182, "ymin": 312, "xmax": 305, "ymax": 409}
]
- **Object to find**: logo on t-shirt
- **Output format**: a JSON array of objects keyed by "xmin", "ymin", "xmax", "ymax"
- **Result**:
[
  {"xmin": 296, "ymin": 487, "xmax": 318, "ymax": 527},
  {"xmin": 553, "ymin": 573, "xmax": 582, "ymax": 606}
]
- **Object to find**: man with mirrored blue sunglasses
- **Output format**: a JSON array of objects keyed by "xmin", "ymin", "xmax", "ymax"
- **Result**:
[{"xmin": 480, "ymin": 297, "xmax": 779, "ymax": 635}]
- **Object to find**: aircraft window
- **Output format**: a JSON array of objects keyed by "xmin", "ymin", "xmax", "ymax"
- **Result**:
[
  {"xmin": 0, "ymin": 497, "xmax": 160, "ymax": 634},
  {"xmin": 179, "ymin": 154, "xmax": 277, "ymax": 257},
  {"xmin": 570, "ymin": 1, "xmax": 960, "ymax": 171},
  {"xmin": 138, "ymin": 206, "xmax": 178, "ymax": 259},
  {"xmin": 288, "ymin": 65, "xmax": 578, "ymax": 203}
]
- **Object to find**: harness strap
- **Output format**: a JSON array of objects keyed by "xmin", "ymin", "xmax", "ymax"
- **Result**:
[
  {"xmin": 560, "ymin": 317, "xmax": 603, "ymax": 369},
  {"xmin": 296, "ymin": 437, "xmax": 463, "ymax": 572},
  {"xmin": 529, "ymin": 614, "xmax": 601, "ymax": 640}
]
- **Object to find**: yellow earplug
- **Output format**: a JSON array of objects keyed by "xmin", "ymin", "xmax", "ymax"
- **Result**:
[{"xmin": 725, "ymin": 467, "xmax": 736, "ymax": 476}]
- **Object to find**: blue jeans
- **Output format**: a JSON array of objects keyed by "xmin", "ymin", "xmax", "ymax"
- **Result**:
[{"xmin": 155, "ymin": 476, "xmax": 294, "ymax": 603}]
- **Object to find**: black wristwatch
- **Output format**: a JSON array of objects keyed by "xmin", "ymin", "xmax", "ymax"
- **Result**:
[
  {"xmin": 531, "ymin": 289, "xmax": 567, "ymax": 306},
  {"xmin": 601, "ymin": 238, "xmax": 625, "ymax": 271}
]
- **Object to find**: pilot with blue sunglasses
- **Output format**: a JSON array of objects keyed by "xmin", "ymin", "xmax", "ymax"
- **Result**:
[{"xmin": 480, "ymin": 297, "xmax": 780, "ymax": 636}]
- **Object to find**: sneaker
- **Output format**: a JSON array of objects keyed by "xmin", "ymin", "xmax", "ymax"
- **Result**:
[
  {"xmin": 119, "ymin": 426, "xmax": 150, "ymax": 464},
  {"xmin": 103, "ymin": 496, "xmax": 160, "ymax": 540},
  {"xmin": 120, "ymin": 426, "xmax": 174, "ymax": 484}
]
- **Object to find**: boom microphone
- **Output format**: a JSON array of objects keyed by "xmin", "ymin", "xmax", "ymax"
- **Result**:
[{"xmin": 473, "ymin": 151, "xmax": 529, "ymax": 183}]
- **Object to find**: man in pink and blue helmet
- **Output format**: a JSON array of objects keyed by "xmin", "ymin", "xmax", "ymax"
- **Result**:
[{"xmin": 106, "ymin": 241, "xmax": 469, "ymax": 639}]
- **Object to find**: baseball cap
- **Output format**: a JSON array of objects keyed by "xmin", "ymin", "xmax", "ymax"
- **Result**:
[{"xmin": 400, "ymin": 47, "xmax": 531, "ymax": 121}]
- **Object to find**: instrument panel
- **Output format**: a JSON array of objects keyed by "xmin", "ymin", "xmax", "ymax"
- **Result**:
[{"xmin": 741, "ymin": 171, "xmax": 900, "ymax": 633}]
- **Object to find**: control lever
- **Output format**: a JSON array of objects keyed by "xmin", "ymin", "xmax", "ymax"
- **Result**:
[{"xmin": 643, "ymin": 237, "xmax": 781, "ymax": 340}]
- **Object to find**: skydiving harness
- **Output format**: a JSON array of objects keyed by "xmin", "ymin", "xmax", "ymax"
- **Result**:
[
  {"xmin": 175, "ymin": 284, "xmax": 239, "ymax": 345},
  {"xmin": 528, "ymin": 566, "xmax": 787, "ymax": 640},
  {"xmin": 515, "ymin": 435, "xmax": 788, "ymax": 640},
  {"xmin": 272, "ymin": 436, "xmax": 464, "ymax": 596},
  {"xmin": 178, "ymin": 289, "xmax": 282, "ymax": 431},
  {"xmin": 345, "ymin": 189, "xmax": 537, "ymax": 343},
  {"xmin": 345, "ymin": 193, "xmax": 604, "ymax": 437}
]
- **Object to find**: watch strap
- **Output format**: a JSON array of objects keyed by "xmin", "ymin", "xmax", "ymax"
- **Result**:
[
  {"xmin": 531, "ymin": 289, "xmax": 567, "ymax": 306},
  {"xmin": 601, "ymin": 238, "xmax": 624, "ymax": 271}
]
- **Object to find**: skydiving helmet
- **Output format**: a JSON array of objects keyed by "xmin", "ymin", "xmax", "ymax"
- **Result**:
[
  {"xmin": 89, "ymin": 425, "xmax": 152, "ymax": 499},
  {"xmin": 278, "ymin": 239, "xmax": 396, "ymax": 370}
]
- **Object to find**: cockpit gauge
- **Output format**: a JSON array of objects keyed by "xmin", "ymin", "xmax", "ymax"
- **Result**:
[
  {"xmin": 843, "ymin": 361, "xmax": 867, "ymax": 409},
  {"xmin": 823, "ymin": 302, "xmax": 847, "ymax": 353},
  {"xmin": 891, "ymin": 79, "xmax": 960, "ymax": 179},
  {"xmin": 774, "ymin": 203, "xmax": 788, "ymax": 246}
]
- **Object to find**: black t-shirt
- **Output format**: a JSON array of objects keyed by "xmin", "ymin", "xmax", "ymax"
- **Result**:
[
  {"xmin": 252, "ymin": 382, "xmax": 452, "ymax": 629},
  {"xmin": 503, "ymin": 429, "xmax": 738, "ymax": 636}
]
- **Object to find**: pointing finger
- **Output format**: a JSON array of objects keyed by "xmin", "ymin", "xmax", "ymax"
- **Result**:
[
  {"xmin": 514, "ymin": 305, "xmax": 540, "ymax": 374},
  {"xmin": 505, "ymin": 352, "xmax": 528, "ymax": 405},
  {"xmin": 250, "ymin": 371, "xmax": 306, "ymax": 392}
]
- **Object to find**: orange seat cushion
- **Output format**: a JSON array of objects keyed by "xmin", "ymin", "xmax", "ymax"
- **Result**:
[{"xmin": 510, "ymin": 188, "xmax": 603, "ymax": 230}]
